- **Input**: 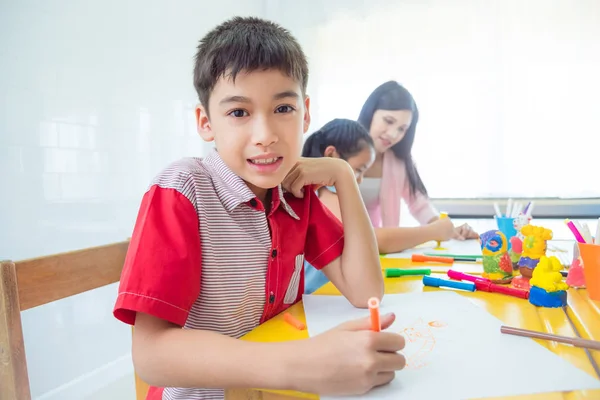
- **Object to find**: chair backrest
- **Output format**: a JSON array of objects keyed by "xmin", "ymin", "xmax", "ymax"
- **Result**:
[{"xmin": 0, "ymin": 241, "xmax": 129, "ymax": 400}]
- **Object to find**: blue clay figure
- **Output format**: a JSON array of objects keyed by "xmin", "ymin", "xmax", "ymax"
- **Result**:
[{"xmin": 528, "ymin": 256, "xmax": 569, "ymax": 308}]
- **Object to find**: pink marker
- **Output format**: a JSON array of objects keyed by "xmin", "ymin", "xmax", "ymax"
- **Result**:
[
  {"xmin": 447, "ymin": 269, "xmax": 490, "ymax": 283},
  {"xmin": 565, "ymin": 219, "xmax": 586, "ymax": 243}
]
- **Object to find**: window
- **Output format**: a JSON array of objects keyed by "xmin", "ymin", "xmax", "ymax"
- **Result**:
[{"xmin": 293, "ymin": 0, "xmax": 600, "ymax": 200}]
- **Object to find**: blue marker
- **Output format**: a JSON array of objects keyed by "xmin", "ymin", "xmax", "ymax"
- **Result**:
[{"xmin": 423, "ymin": 275, "xmax": 476, "ymax": 292}]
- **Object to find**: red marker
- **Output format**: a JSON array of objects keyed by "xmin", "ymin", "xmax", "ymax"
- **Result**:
[
  {"xmin": 447, "ymin": 269, "xmax": 490, "ymax": 283},
  {"xmin": 474, "ymin": 280, "xmax": 529, "ymax": 299}
]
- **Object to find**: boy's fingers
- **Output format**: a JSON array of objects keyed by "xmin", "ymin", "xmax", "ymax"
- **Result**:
[
  {"xmin": 374, "ymin": 332, "xmax": 406, "ymax": 352},
  {"xmin": 373, "ymin": 371, "xmax": 396, "ymax": 388},
  {"xmin": 376, "ymin": 351, "xmax": 407, "ymax": 370},
  {"xmin": 379, "ymin": 312, "xmax": 396, "ymax": 330},
  {"xmin": 338, "ymin": 312, "xmax": 394, "ymax": 331},
  {"xmin": 336, "ymin": 314, "xmax": 403, "ymax": 332}
]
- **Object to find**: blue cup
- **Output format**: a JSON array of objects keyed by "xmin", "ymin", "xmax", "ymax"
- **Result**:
[{"xmin": 495, "ymin": 216, "xmax": 517, "ymax": 250}]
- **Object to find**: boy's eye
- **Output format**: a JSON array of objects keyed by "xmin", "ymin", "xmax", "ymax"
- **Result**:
[
  {"xmin": 229, "ymin": 109, "xmax": 248, "ymax": 118},
  {"xmin": 275, "ymin": 105, "xmax": 294, "ymax": 113}
]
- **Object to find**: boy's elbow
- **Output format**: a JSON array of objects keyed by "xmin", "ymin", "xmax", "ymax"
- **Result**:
[
  {"xmin": 132, "ymin": 337, "xmax": 162, "ymax": 387},
  {"xmin": 347, "ymin": 284, "xmax": 384, "ymax": 309}
]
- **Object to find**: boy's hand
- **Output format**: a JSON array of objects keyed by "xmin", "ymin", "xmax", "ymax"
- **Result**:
[
  {"xmin": 430, "ymin": 217, "xmax": 455, "ymax": 242},
  {"xmin": 297, "ymin": 313, "xmax": 406, "ymax": 396},
  {"xmin": 282, "ymin": 157, "xmax": 352, "ymax": 198}
]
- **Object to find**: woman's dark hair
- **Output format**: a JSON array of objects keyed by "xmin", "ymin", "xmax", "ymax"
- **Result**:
[
  {"xmin": 302, "ymin": 118, "xmax": 374, "ymax": 160},
  {"xmin": 357, "ymin": 80, "xmax": 428, "ymax": 197}
]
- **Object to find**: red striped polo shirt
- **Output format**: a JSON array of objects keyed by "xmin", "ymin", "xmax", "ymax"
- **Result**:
[{"xmin": 113, "ymin": 149, "xmax": 345, "ymax": 400}]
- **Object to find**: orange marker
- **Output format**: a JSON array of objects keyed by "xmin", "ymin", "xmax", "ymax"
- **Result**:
[
  {"xmin": 283, "ymin": 312, "xmax": 306, "ymax": 330},
  {"xmin": 368, "ymin": 297, "xmax": 381, "ymax": 332},
  {"xmin": 412, "ymin": 254, "xmax": 454, "ymax": 264}
]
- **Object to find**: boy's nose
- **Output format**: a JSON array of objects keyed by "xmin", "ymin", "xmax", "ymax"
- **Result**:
[{"xmin": 252, "ymin": 117, "xmax": 279, "ymax": 147}]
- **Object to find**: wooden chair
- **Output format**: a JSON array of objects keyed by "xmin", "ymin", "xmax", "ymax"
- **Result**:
[{"xmin": 0, "ymin": 241, "xmax": 151, "ymax": 400}]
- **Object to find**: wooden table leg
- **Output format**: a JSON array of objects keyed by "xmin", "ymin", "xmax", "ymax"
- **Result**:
[{"xmin": 225, "ymin": 389, "xmax": 298, "ymax": 400}]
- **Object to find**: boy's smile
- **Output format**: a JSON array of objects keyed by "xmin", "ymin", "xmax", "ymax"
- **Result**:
[
  {"xmin": 247, "ymin": 153, "xmax": 284, "ymax": 173},
  {"xmin": 196, "ymin": 69, "xmax": 311, "ymax": 201}
]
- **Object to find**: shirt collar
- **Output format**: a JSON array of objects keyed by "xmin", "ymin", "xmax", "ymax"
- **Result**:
[{"xmin": 203, "ymin": 149, "xmax": 299, "ymax": 220}]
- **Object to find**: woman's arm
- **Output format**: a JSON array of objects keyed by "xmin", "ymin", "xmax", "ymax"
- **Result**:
[
  {"xmin": 373, "ymin": 224, "xmax": 451, "ymax": 254},
  {"xmin": 318, "ymin": 189, "xmax": 454, "ymax": 254}
]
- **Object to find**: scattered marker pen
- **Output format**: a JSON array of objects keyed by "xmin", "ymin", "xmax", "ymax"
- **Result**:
[
  {"xmin": 423, "ymin": 275, "xmax": 476, "ymax": 292},
  {"xmin": 412, "ymin": 254, "xmax": 453, "ymax": 264},
  {"xmin": 474, "ymin": 280, "xmax": 529, "ymax": 299},
  {"xmin": 447, "ymin": 269, "xmax": 490, "ymax": 283},
  {"xmin": 283, "ymin": 312, "xmax": 306, "ymax": 330},
  {"xmin": 386, "ymin": 268, "xmax": 431, "ymax": 277}
]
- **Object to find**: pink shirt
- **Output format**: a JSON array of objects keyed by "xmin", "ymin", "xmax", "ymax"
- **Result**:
[{"xmin": 365, "ymin": 150, "xmax": 437, "ymax": 227}]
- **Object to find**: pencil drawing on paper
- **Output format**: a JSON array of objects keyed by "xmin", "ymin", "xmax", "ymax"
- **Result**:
[{"xmin": 399, "ymin": 318, "xmax": 447, "ymax": 370}]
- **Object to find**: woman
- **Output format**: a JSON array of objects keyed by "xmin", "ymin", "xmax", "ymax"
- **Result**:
[{"xmin": 355, "ymin": 81, "xmax": 478, "ymax": 253}]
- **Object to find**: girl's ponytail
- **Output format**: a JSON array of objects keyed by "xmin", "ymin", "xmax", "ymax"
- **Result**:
[{"xmin": 301, "ymin": 129, "xmax": 324, "ymax": 158}]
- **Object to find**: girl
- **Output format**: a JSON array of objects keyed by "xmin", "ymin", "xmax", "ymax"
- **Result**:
[
  {"xmin": 356, "ymin": 81, "xmax": 478, "ymax": 253},
  {"xmin": 302, "ymin": 119, "xmax": 376, "ymax": 294}
]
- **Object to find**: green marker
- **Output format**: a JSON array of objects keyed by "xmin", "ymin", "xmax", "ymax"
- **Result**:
[
  {"xmin": 424, "ymin": 252, "xmax": 482, "ymax": 259},
  {"xmin": 385, "ymin": 268, "xmax": 431, "ymax": 278}
]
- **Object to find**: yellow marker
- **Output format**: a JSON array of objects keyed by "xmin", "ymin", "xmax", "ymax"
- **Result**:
[{"xmin": 436, "ymin": 212, "xmax": 448, "ymax": 249}]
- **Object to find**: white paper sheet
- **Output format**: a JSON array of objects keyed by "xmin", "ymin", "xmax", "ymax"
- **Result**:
[
  {"xmin": 383, "ymin": 239, "xmax": 482, "ymax": 259},
  {"xmin": 303, "ymin": 292, "xmax": 600, "ymax": 400}
]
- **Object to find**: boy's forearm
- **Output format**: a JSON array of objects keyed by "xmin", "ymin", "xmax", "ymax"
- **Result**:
[
  {"xmin": 133, "ymin": 325, "xmax": 303, "ymax": 390},
  {"xmin": 375, "ymin": 225, "xmax": 436, "ymax": 254},
  {"xmin": 333, "ymin": 167, "xmax": 383, "ymax": 305}
]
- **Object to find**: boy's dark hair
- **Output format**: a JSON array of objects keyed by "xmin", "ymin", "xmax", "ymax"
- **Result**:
[
  {"xmin": 302, "ymin": 119, "xmax": 374, "ymax": 160},
  {"xmin": 193, "ymin": 16, "xmax": 309, "ymax": 113},
  {"xmin": 357, "ymin": 80, "xmax": 428, "ymax": 197}
]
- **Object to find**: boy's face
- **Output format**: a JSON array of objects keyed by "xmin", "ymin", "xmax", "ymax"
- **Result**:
[{"xmin": 196, "ymin": 69, "xmax": 310, "ymax": 200}]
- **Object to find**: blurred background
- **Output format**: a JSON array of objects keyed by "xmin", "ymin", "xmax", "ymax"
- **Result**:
[{"xmin": 1, "ymin": 0, "xmax": 598, "ymax": 398}]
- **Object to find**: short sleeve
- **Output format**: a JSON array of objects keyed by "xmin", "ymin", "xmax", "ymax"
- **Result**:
[
  {"xmin": 305, "ymin": 188, "xmax": 345, "ymax": 269},
  {"xmin": 113, "ymin": 184, "xmax": 201, "ymax": 326}
]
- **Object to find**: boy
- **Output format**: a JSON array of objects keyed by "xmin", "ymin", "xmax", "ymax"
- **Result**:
[{"xmin": 113, "ymin": 16, "xmax": 406, "ymax": 400}]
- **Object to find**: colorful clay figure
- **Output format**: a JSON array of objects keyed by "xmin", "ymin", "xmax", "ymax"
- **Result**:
[
  {"xmin": 508, "ymin": 214, "xmax": 529, "ymax": 269},
  {"xmin": 509, "ymin": 236, "xmax": 523, "ymax": 271},
  {"xmin": 566, "ymin": 257, "xmax": 586, "ymax": 288},
  {"xmin": 480, "ymin": 230, "xmax": 513, "ymax": 283},
  {"xmin": 529, "ymin": 256, "xmax": 569, "ymax": 308},
  {"xmin": 513, "ymin": 214, "xmax": 531, "ymax": 241},
  {"xmin": 517, "ymin": 225, "xmax": 553, "ymax": 278}
]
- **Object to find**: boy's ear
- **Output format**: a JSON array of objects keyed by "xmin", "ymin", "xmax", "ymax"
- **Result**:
[
  {"xmin": 303, "ymin": 95, "xmax": 311, "ymax": 134},
  {"xmin": 195, "ymin": 104, "xmax": 214, "ymax": 142}
]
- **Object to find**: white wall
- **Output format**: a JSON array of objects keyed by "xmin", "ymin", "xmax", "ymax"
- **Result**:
[{"xmin": 0, "ymin": 1, "xmax": 265, "ymax": 398}]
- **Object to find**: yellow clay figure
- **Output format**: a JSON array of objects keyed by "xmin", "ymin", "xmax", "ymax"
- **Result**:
[
  {"xmin": 521, "ymin": 225, "xmax": 553, "ymax": 260},
  {"xmin": 530, "ymin": 256, "xmax": 568, "ymax": 293}
]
